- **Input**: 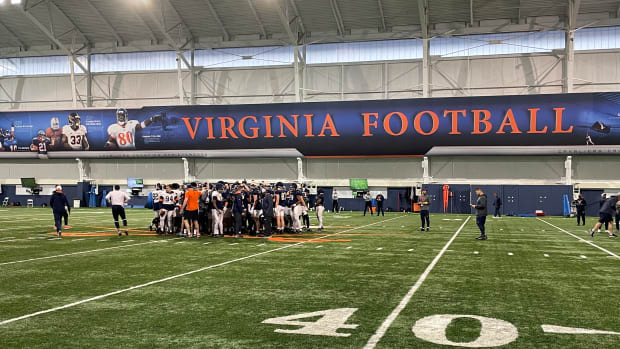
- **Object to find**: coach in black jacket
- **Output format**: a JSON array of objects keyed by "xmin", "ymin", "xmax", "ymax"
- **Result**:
[
  {"xmin": 472, "ymin": 188, "xmax": 488, "ymax": 240},
  {"xmin": 50, "ymin": 186, "xmax": 71, "ymax": 237}
]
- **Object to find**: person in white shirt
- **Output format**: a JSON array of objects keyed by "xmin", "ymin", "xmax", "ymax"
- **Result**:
[
  {"xmin": 106, "ymin": 185, "xmax": 131, "ymax": 236},
  {"xmin": 332, "ymin": 189, "xmax": 339, "ymax": 213}
]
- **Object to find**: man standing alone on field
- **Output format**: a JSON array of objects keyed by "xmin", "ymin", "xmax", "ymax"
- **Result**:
[
  {"xmin": 418, "ymin": 189, "xmax": 430, "ymax": 232},
  {"xmin": 574, "ymin": 194, "xmax": 587, "ymax": 226},
  {"xmin": 493, "ymin": 193, "xmax": 502, "ymax": 218},
  {"xmin": 332, "ymin": 190, "xmax": 339, "ymax": 213},
  {"xmin": 472, "ymin": 188, "xmax": 488, "ymax": 240},
  {"xmin": 375, "ymin": 192, "xmax": 385, "ymax": 217},
  {"xmin": 50, "ymin": 185, "xmax": 70, "ymax": 237},
  {"xmin": 363, "ymin": 191, "xmax": 373, "ymax": 216}
]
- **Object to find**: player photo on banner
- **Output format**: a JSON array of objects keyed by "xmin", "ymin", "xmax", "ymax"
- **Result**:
[{"xmin": 1, "ymin": 92, "xmax": 620, "ymax": 156}]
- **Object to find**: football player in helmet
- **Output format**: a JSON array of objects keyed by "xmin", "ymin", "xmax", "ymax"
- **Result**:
[
  {"xmin": 46, "ymin": 117, "xmax": 63, "ymax": 150},
  {"xmin": 104, "ymin": 108, "xmax": 162, "ymax": 150},
  {"xmin": 3, "ymin": 122, "xmax": 17, "ymax": 151},
  {"xmin": 62, "ymin": 113, "xmax": 89, "ymax": 150},
  {"xmin": 31, "ymin": 130, "xmax": 51, "ymax": 154}
]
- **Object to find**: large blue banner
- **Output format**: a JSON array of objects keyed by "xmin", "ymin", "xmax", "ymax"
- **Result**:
[{"xmin": 0, "ymin": 92, "xmax": 619, "ymax": 156}]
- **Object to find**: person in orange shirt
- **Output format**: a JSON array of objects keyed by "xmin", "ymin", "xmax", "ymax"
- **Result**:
[{"xmin": 180, "ymin": 182, "xmax": 202, "ymax": 238}]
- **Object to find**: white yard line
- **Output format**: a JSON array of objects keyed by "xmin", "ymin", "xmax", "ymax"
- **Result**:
[
  {"xmin": 364, "ymin": 216, "xmax": 471, "ymax": 349},
  {"xmin": 0, "ymin": 215, "xmax": 404, "ymax": 327},
  {"xmin": 537, "ymin": 218, "xmax": 619, "ymax": 259},
  {"xmin": 0, "ymin": 240, "xmax": 165, "ymax": 267}
]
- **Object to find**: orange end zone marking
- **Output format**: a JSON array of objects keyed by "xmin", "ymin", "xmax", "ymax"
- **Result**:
[{"xmin": 222, "ymin": 235, "xmax": 350, "ymax": 243}]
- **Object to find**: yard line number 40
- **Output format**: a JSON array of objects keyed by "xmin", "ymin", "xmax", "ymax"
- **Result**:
[{"xmin": 262, "ymin": 308, "xmax": 620, "ymax": 347}]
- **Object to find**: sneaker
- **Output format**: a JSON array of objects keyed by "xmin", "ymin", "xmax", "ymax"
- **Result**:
[
  {"xmin": 590, "ymin": 229, "xmax": 595, "ymax": 237},
  {"xmin": 118, "ymin": 232, "xmax": 122, "ymax": 237},
  {"xmin": 57, "ymin": 231, "xmax": 62, "ymax": 237},
  {"xmin": 124, "ymin": 231, "xmax": 129, "ymax": 236},
  {"xmin": 597, "ymin": 229, "xmax": 601, "ymax": 233},
  {"xmin": 426, "ymin": 228, "xmax": 430, "ymax": 232},
  {"xmin": 610, "ymin": 233, "xmax": 618, "ymax": 238},
  {"xmin": 475, "ymin": 235, "xmax": 487, "ymax": 240},
  {"xmin": 419, "ymin": 228, "xmax": 425, "ymax": 232}
]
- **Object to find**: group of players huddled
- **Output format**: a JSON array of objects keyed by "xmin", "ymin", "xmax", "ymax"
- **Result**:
[{"xmin": 150, "ymin": 181, "xmax": 326, "ymax": 239}]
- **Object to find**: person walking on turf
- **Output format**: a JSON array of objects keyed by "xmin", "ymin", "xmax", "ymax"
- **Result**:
[
  {"xmin": 106, "ymin": 185, "xmax": 131, "ymax": 236},
  {"xmin": 472, "ymin": 188, "xmax": 488, "ymax": 240},
  {"xmin": 363, "ymin": 191, "xmax": 373, "ymax": 216},
  {"xmin": 492, "ymin": 193, "xmax": 502, "ymax": 218},
  {"xmin": 332, "ymin": 189, "xmax": 339, "ymax": 213},
  {"xmin": 375, "ymin": 192, "xmax": 385, "ymax": 217},
  {"xmin": 50, "ymin": 185, "xmax": 70, "ymax": 237},
  {"xmin": 418, "ymin": 188, "xmax": 430, "ymax": 231},
  {"xmin": 574, "ymin": 194, "xmax": 587, "ymax": 226},
  {"xmin": 598, "ymin": 194, "xmax": 607, "ymax": 233},
  {"xmin": 589, "ymin": 195, "xmax": 618, "ymax": 238}
]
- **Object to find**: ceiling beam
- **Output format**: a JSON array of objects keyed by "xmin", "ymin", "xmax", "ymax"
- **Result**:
[
  {"xmin": 246, "ymin": 0, "xmax": 267, "ymax": 38},
  {"xmin": 163, "ymin": 0, "xmax": 195, "ymax": 41},
  {"xmin": 329, "ymin": 0, "xmax": 345, "ymax": 36},
  {"xmin": 469, "ymin": 0, "xmax": 474, "ymax": 26},
  {"xmin": 417, "ymin": 0, "xmax": 429, "ymax": 38},
  {"xmin": 48, "ymin": 0, "xmax": 91, "ymax": 46},
  {"xmin": 134, "ymin": 11, "xmax": 159, "ymax": 44},
  {"xmin": 377, "ymin": 0, "xmax": 387, "ymax": 32},
  {"xmin": 0, "ymin": 19, "xmax": 27, "ymax": 49},
  {"xmin": 83, "ymin": 0, "xmax": 125, "ymax": 46},
  {"xmin": 568, "ymin": 0, "xmax": 581, "ymax": 29},
  {"xmin": 202, "ymin": 0, "xmax": 230, "ymax": 41},
  {"xmin": 289, "ymin": 0, "xmax": 305, "ymax": 35}
]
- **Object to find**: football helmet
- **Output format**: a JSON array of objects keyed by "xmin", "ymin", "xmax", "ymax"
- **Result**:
[
  {"xmin": 68, "ymin": 113, "xmax": 81, "ymax": 130},
  {"xmin": 37, "ymin": 130, "xmax": 45, "ymax": 138},
  {"xmin": 50, "ymin": 117, "xmax": 60, "ymax": 131},
  {"xmin": 116, "ymin": 108, "xmax": 128, "ymax": 126}
]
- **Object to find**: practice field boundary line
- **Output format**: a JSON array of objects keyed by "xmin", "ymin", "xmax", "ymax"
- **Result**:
[
  {"xmin": 536, "ymin": 218, "xmax": 619, "ymax": 259},
  {"xmin": 0, "ymin": 240, "xmax": 165, "ymax": 266},
  {"xmin": 0, "ymin": 215, "xmax": 405, "ymax": 327},
  {"xmin": 363, "ymin": 216, "xmax": 471, "ymax": 349}
]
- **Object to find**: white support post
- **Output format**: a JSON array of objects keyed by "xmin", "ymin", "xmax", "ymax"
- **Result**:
[
  {"xmin": 69, "ymin": 55, "xmax": 77, "ymax": 108},
  {"xmin": 422, "ymin": 38, "xmax": 430, "ymax": 98},
  {"xmin": 177, "ymin": 51, "xmax": 185, "ymax": 105},
  {"xmin": 297, "ymin": 157, "xmax": 305, "ymax": 183},
  {"xmin": 182, "ymin": 157, "xmax": 194, "ymax": 183},
  {"xmin": 86, "ymin": 51, "xmax": 92, "ymax": 107},
  {"xmin": 565, "ymin": 156, "xmax": 572, "ymax": 185},
  {"xmin": 564, "ymin": 0, "xmax": 580, "ymax": 93},
  {"xmin": 76, "ymin": 158, "xmax": 88, "ymax": 182},
  {"xmin": 422, "ymin": 156, "xmax": 430, "ymax": 184}
]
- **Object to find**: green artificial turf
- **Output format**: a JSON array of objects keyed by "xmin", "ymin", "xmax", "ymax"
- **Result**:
[{"xmin": 0, "ymin": 208, "xmax": 618, "ymax": 348}]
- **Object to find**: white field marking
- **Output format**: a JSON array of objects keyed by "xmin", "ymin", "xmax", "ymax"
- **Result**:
[
  {"xmin": 316, "ymin": 245, "xmax": 323, "ymax": 248},
  {"xmin": 0, "ymin": 239, "xmax": 20, "ymax": 243},
  {"xmin": 229, "ymin": 243, "xmax": 239, "ymax": 245},
  {"xmin": 175, "ymin": 241, "xmax": 185, "ymax": 244},
  {"xmin": 203, "ymin": 242, "xmax": 211, "ymax": 245},
  {"xmin": 537, "ymin": 218, "xmax": 619, "ymax": 259},
  {"xmin": 0, "ymin": 215, "xmax": 404, "ymax": 327},
  {"xmin": 544, "ymin": 254, "xmax": 550, "ymax": 257},
  {"xmin": 0, "ymin": 237, "xmax": 16, "ymax": 240},
  {"xmin": 474, "ymin": 251, "xmax": 479, "ymax": 254},
  {"xmin": 580, "ymin": 255, "xmax": 587, "ymax": 259},
  {"xmin": 0, "ymin": 240, "xmax": 165, "ymax": 267},
  {"xmin": 508, "ymin": 252, "xmax": 514, "ymax": 256},
  {"xmin": 122, "ymin": 240, "xmax": 135, "ymax": 243},
  {"xmin": 377, "ymin": 247, "xmax": 383, "ymax": 251},
  {"xmin": 256, "ymin": 243, "xmax": 266, "ymax": 246},
  {"xmin": 47, "ymin": 238, "xmax": 62, "ymax": 241},
  {"xmin": 542, "ymin": 325, "xmax": 620, "ymax": 335},
  {"xmin": 346, "ymin": 246, "xmax": 352, "ymax": 249},
  {"xmin": 408, "ymin": 249, "xmax": 414, "ymax": 252},
  {"xmin": 364, "ymin": 216, "xmax": 471, "ymax": 349},
  {"xmin": 97, "ymin": 239, "xmax": 108, "ymax": 242},
  {"xmin": 71, "ymin": 239, "xmax": 86, "ymax": 242}
]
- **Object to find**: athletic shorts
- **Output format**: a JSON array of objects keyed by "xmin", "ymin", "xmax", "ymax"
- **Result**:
[
  {"xmin": 599, "ymin": 212, "xmax": 613, "ymax": 224},
  {"xmin": 252, "ymin": 209, "xmax": 263, "ymax": 218},
  {"xmin": 275, "ymin": 205, "xmax": 286, "ymax": 217},
  {"xmin": 184, "ymin": 210, "xmax": 199, "ymax": 221}
]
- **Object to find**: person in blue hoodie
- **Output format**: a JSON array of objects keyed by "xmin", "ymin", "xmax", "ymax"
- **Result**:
[{"xmin": 50, "ymin": 185, "xmax": 70, "ymax": 237}]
